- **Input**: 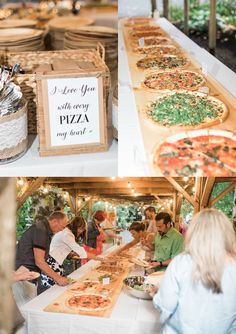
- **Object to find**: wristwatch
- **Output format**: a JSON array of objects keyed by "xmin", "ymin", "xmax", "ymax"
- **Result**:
[{"xmin": 159, "ymin": 261, "xmax": 163, "ymax": 267}]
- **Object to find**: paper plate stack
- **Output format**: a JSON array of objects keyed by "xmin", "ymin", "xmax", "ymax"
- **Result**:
[
  {"xmin": 0, "ymin": 28, "xmax": 45, "ymax": 52},
  {"xmin": 64, "ymin": 25, "xmax": 118, "ymax": 71},
  {"xmin": 48, "ymin": 16, "xmax": 94, "ymax": 50},
  {"xmin": 0, "ymin": 19, "xmax": 37, "ymax": 29}
]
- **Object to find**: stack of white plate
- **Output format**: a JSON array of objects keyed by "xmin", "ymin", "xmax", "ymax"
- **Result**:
[
  {"xmin": 0, "ymin": 28, "xmax": 45, "ymax": 52},
  {"xmin": 64, "ymin": 25, "xmax": 118, "ymax": 71},
  {"xmin": 48, "ymin": 16, "xmax": 94, "ymax": 50},
  {"xmin": 0, "ymin": 19, "xmax": 37, "ymax": 29}
]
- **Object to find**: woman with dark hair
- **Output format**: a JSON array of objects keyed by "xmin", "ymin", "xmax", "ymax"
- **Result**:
[
  {"xmin": 117, "ymin": 221, "xmax": 155, "ymax": 259},
  {"xmin": 86, "ymin": 210, "xmax": 108, "ymax": 256},
  {"xmin": 40, "ymin": 216, "xmax": 96, "ymax": 288}
]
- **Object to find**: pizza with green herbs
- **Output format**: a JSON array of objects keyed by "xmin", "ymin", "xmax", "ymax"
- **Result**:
[
  {"xmin": 143, "ymin": 71, "xmax": 205, "ymax": 91},
  {"xmin": 144, "ymin": 91, "xmax": 228, "ymax": 129},
  {"xmin": 154, "ymin": 130, "xmax": 236, "ymax": 176},
  {"xmin": 131, "ymin": 25, "xmax": 161, "ymax": 32},
  {"xmin": 136, "ymin": 55, "xmax": 188, "ymax": 71}
]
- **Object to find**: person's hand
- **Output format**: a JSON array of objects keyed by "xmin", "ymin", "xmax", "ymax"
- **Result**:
[
  {"xmin": 55, "ymin": 276, "xmax": 69, "ymax": 286},
  {"xmin": 13, "ymin": 271, "xmax": 39, "ymax": 282},
  {"xmin": 146, "ymin": 262, "xmax": 161, "ymax": 270}
]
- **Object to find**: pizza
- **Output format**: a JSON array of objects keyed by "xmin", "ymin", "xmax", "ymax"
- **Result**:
[
  {"xmin": 143, "ymin": 71, "xmax": 205, "ymax": 91},
  {"xmin": 136, "ymin": 55, "xmax": 188, "ymax": 71},
  {"xmin": 124, "ymin": 17, "xmax": 153, "ymax": 27},
  {"xmin": 154, "ymin": 130, "xmax": 236, "ymax": 176},
  {"xmin": 132, "ymin": 36, "xmax": 171, "ymax": 48},
  {"xmin": 134, "ymin": 45, "xmax": 179, "ymax": 56},
  {"xmin": 69, "ymin": 281, "xmax": 99, "ymax": 293},
  {"xmin": 131, "ymin": 30, "xmax": 164, "ymax": 38},
  {"xmin": 131, "ymin": 25, "xmax": 161, "ymax": 32},
  {"xmin": 144, "ymin": 91, "xmax": 228, "ymax": 129},
  {"xmin": 96, "ymin": 265, "xmax": 124, "ymax": 274},
  {"xmin": 66, "ymin": 294, "xmax": 111, "ymax": 312}
]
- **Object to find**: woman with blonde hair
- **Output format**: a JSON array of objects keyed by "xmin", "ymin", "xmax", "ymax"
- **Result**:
[{"xmin": 153, "ymin": 208, "xmax": 236, "ymax": 334}]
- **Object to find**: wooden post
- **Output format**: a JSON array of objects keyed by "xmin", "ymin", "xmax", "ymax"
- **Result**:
[
  {"xmin": 163, "ymin": 0, "xmax": 169, "ymax": 20},
  {"xmin": 0, "ymin": 178, "xmax": 16, "ymax": 333},
  {"xmin": 151, "ymin": 0, "xmax": 157, "ymax": 14},
  {"xmin": 184, "ymin": 0, "xmax": 189, "ymax": 35},
  {"xmin": 209, "ymin": 0, "xmax": 216, "ymax": 54}
]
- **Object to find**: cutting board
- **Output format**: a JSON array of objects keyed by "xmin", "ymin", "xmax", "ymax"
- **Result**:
[{"xmin": 121, "ymin": 19, "xmax": 236, "ymax": 175}]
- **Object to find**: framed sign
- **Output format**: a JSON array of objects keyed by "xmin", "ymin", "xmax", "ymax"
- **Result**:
[{"xmin": 37, "ymin": 70, "xmax": 109, "ymax": 157}]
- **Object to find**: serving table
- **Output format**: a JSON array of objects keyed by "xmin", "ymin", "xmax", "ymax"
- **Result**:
[
  {"xmin": 20, "ymin": 246, "xmax": 161, "ymax": 334},
  {"xmin": 119, "ymin": 17, "xmax": 236, "ymax": 176}
]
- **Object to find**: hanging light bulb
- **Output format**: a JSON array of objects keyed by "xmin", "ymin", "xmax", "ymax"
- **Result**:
[
  {"xmin": 43, "ymin": 187, "xmax": 48, "ymax": 194},
  {"xmin": 127, "ymin": 181, "xmax": 131, "ymax": 188},
  {"xmin": 17, "ymin": 178, "xmax": 24, "ymax": 186}
]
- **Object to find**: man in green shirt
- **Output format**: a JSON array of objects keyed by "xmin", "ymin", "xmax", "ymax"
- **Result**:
[{"xmin": 149, "ymin": 212, "xmax": 184, "ymax": 271}]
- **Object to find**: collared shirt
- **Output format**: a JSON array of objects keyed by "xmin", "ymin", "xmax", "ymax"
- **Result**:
[
  {"xmin": 49, "ymin": 227, "xmax": 87, "ymax": 265},
  {"xmin": 154, "ymin": 227, "xmax": 184, "ymax": 270},
  {"xmin": 153, "ymin": 254, "xmax": 236, "ymax": 334},
  {"xmin": 15, "ymin": 218, "xmax": 53, "ymax": 273},
  {"xmin": 87, "ymin": 220, "xmax": 100, "ymax": 249}
]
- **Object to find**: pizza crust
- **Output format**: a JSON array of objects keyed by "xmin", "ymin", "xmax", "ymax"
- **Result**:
[{"xmin": 141, "ymin": 90, "xmax": 228, "ymax": 130}]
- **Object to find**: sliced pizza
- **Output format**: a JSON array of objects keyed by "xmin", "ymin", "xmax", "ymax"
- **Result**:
[
  {"xmin": 137, "ymin": 55, "xmax": 188, "ymax": 71},
  {"xmin": 143, "ymin": 71, "xmax": 205, "ymax": 91},
  {"xmin": 131, "ymin": 30, "xmax": 164, "ymax": 38},
  {"xmin": 154, "ymin": 130, "xmax": 236, "ymax": 176},
  {"xmin": 124, "ymin": 17, "xmax": 154, "ymax": 27},
  {"xmin": 143, "ymin": 91, "xmax": 228, "ymax": 129}
]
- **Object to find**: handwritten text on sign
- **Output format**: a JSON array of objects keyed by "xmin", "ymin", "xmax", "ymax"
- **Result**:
[{"xmin": 47, "ymin": 77, "xmax": 100, "ymax": 147}]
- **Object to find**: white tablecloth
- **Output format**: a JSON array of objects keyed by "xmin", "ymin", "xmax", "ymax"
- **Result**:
[
  {"xmin": 0, "ymin": 136, "xmax": 118, "ymax": 177},
  {"xmin": 20, "ymin": 246, "xmax": 161, "ymax": 334},
  {"xmin": 118, "ymin": 17, "xmax": 236, "ymax": 176}
]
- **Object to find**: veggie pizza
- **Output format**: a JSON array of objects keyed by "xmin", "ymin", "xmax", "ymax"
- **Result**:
[
  {"xmin": 143, "ymin": 91, "xmax": 228, "ymax": 129},
  {"xmin": 136, "ymin": 55, "xmax": 188, "ymax": 71}
]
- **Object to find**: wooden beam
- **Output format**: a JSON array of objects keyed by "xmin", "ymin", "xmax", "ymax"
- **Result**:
[
  {"xmin": 209, "ymin": 182, "xmax": 236, "ymax": 207},
  {"xmin": 184, "ymin": 0, "xmax": 189, "ymax": 35},
  {"xmin": 163, "ymin": 0, "xmax": 169, "ymax": 19},
  {"xmin": 209, "ymin": 0, "xmax": 216, "ymax": 54},
  {"xmin": 65, "ymin": 192, "xmax": 76, "ymax": 213},
  {"xmin": 153, "ymin": 195, "xmax": 173, "ymax": 217},
  {"xmin": 173, "ymin": 191, "xmax": 177, "ymax": 222},
  {"xmin": 165, "ymin": 177, "xmax": 195, "ymax": 206},
  {"xmin": 200, "ymin": 177, "xmax": 215, "ymax": 208},
  {"xmin": 194, "ymin": 177, "xmax": 204, "ymax": 213},
  {"xmin": 0, "ymin": 178, "xmax": 16, "ymax": 333},
  {"xmin": 16, "ymin": 178, "xmax": 45, "ymax": 209}
]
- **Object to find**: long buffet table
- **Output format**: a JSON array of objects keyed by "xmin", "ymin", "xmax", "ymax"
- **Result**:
[
  {"xmin": 19, "ymin": 246, "xmax": 161, "ymax": 334},
  {"xmin": 119, "ymin": 17, "xmax": 236, "ymax": 176}
]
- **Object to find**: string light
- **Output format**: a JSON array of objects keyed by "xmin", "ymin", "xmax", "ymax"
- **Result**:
[
  {"xmin": 17, "ymin": 178, "xmax": 24, "ymax": 186},
  {"xmin": 43, "ymin": 187, "xmax": 48, "ymax": 194},
  {"xmin": 131, "ymin": 188, "xmax": 135, "ymax": 193},
  {"xmin": 111, "ymin": 177, "xmax": 116, "ymax": 180},
  {"xmin": 127, "ymin": 182, "xmax": 131, "ymax": 188},
  {"xmin": 183, "ymin": 177, "xmax": 189, "ymax": 182}
]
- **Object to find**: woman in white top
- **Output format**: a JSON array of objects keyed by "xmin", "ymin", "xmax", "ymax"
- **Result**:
[
  {"xmin": 41, "ymin": 216, "xmax": 96, "ymax": 288},
  {"xmin": 153, "ymin": 208, "xmax": 236, "ymax": 334}
]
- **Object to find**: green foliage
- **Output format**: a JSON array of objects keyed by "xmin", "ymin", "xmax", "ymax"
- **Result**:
[
  {"xmin": 116, "ymin": 204, "xmax": 142, "ymax": 229},
  {"xmin": 16, "ymin": 197, "xmax": 34, "ymax": 240},
  {"xmin": 180, "ymin": 199, "xmax": 193, "ymax": 224},
  {"xmin": 211, "ymin": 182, "xmax": 234, "ymax": 218},
  {"xmin": 170, "ymin": 0, "xmax": 236, "ymax": 34}
]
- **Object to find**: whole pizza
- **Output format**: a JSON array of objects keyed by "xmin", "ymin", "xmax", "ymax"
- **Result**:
[
  {"xmin": 144, "ymin": 91, "xmax": 228, "ymax": 129},
  {"xmin": 134, "ymin": 45, "xmax": 179, "ymax": 56},
  {"xmin": 124, "ymin": 17, "xmax": 153, "ymax": 27},
  {"xmin": 66, "ymin": 294, "xmax": 111, "ymax": 312},
  {"xmin": 136, "ymin": 55, "xmax": 188, "ymax": 71},
  {"xmin": 132, "ymin": 36, "xmax": 171, "ymax": 48},
  {"xmin": 131, "ymin": 25, "xmax": 161, "ymax": 32},
  {"xmin": 131, "ymin": 30, "xmax": 164, "ymax": 38},
  {"xmin": 143, "ymin": 71, "xmax": 205, "ymax": 91},
  {"xmin": 154, "ymin": 130, "xmax": 236, "ymax": 176}
]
